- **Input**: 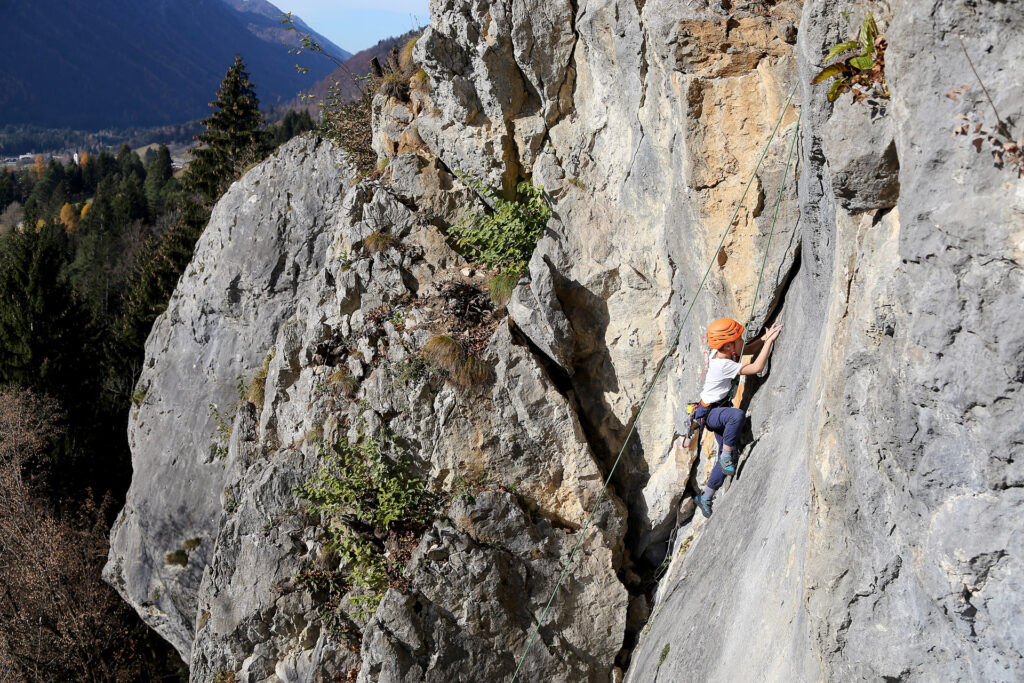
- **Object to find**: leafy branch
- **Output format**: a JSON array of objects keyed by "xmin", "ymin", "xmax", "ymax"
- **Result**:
[{"xmin": 812, "ymin": 13, "xmax": 889, "ymax": 103}]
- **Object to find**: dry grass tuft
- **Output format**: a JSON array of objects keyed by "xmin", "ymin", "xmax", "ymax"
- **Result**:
[
  {"xmin": 488, "ymin": 269, "xmax": 523, "ymax": 307},
  {"xmin": 246, "ymin": 352, "xmax": 274, "ymax": 405},
  {"xmin": 329, "ymin": 369, "xmax": 360, "ymax": 397},
  {"xmin": 378, "ymin": 72, "xmax": 409, "ymax": 101},
  {"xmin": 422, "ymin": 335, "xmax": 491, "ymax": 388},
  {"xmin": 364, "ymin": 231, "xmax": 397, "ymax": 254},
  {"xmin": 449, "ymin": 355, "xmax": 491, "ymax": 388},
  {"xmin": 422, "ymin": 335, "xmax": 463, "ymax": 368},
  {"xmin": 399, "ymin": 36, "xmax": 420, "ymax": 73}
]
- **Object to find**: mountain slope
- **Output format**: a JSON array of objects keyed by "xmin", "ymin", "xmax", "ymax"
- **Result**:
[
  {"xmin": 221, "ymin": 0, "xmax": 350, "ymax": 61},
  {"xmin": 0, "ymin": 0, "xmax": 347, "ymax": 130}
]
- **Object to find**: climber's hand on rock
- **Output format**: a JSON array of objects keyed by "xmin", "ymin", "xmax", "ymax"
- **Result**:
[{"xmin": 763, "ymin": 323, "xmax": 782, "ymax": 342}]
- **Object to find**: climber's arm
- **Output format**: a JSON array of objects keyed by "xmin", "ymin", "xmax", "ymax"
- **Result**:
[{"xmin": 739, "ymin": 324, "xmax": 781, "ymax": 375}]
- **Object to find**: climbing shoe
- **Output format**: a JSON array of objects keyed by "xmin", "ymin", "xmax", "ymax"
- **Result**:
[
  {"xmin": 695, "ymin": 494, "xmax": 713, "ymax": 518},
  {"xmin": 719, "ymin": 448, "xmax": 736, "ymax": 475}
]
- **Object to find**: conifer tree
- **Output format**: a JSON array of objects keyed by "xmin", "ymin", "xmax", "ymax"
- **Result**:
[
  {"xmin": 185, "ymin": 55, "xmax": 266, "ymax": 203},
  {"xmin": 144, "ymin": 145, "xmax": 175, "ymax": 215},
  {"xmin": 0, "ymin": 225, "xmax": 96, "ymax": 402},
  {"xmin": 0, "ymin": 172, "xmax": 14, "ymax": 213}
]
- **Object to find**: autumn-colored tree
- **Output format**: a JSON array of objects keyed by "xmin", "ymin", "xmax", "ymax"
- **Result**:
[
  {"xmin": 80, "ymin": 202, "xmax": 91, "ymax": 220},
  {"xmin": 59, "ymin": 202, "xmax": 78, "ymax": 233},
  {"xmin": 31, "ymin": 154, "xmax": 45, "ymax": 179},
  {"xmin": 79, "ymin": 151, "xmax": 90, "ymax": 167}
]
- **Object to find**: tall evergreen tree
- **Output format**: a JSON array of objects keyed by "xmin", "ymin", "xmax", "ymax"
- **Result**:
[
  {"xmin": 143, "ymin": 145, "xmax": 174, "ymax": 215},
  {"xmin": 185, "ymin": 55, "xmax": 265, "ymax": 203},
  {"xmin": 116, "ymin": 144, "xmax": 145, "ymax": 182},
  {"xmin": 0, "ymin": 225, "xmax": 96, "ymax": 403},
  {"xmin": 0, "ymin": 172, "xmax": 13, "ymax": 213}
]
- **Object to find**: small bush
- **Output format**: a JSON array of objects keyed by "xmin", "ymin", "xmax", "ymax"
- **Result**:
[
  {"xmin": 488, "ymin": 269, "xmax": 523, "ymax": 307},
  {"xmin": 212, "ymin": 671, "xmax": 237, "ymax": 683},
  {"xmin": 339, "ymin": 535, "xmax": 390, "ymax": 619},
  {"xmin": 183, "ymin": 537, "xmax": 202, "ymax": 552},
  {"xmin": 295, "ymin": 413, "xmax": 434, "ymax": 625},
  {"xmin": 208, "ymin": 402, "xmax": 233, "ymax": 460},
  {"xmin": 450, "ymin": 171, "xmax": 551, "ymax": 272},
  {"xmin": 364, "ymin": 231, "xmax": 397, "ymax": 254},
  {"xmin": 296, "ymin": 416, "xmax": 432, "ymax": 537},
  {"xmin": 422, "ymin": 335, "xmax": 491, "ymax": 388},
  {"xmin": 165, "ymin": 550, "xmax": 188, "ymax": 567},
  {"xmin": 393, "ymin": 354, "xmax": 434, "ymax": 386},
  {"xmin": 320, "ymin": 81, "xmax": 375, "ymax": 175}
]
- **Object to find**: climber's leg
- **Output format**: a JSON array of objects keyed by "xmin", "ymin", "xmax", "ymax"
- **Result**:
[
  {"xmin": 706, "ymin": 407, "xmax": 745, "ymax": 474},
  {"xmin": 696, "ymin": 431, "xmax": 724, "ymax": 517}
]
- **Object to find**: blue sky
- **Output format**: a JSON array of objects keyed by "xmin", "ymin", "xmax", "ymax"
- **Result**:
[{"xmin": 278, "ymin": 0, "xmax": 431, "ymax": 53}]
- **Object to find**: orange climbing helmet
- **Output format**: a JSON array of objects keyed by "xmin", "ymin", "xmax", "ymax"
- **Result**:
[{"xmin": 707, "ymin": 318, "xmax": 744, "ymax": 349}]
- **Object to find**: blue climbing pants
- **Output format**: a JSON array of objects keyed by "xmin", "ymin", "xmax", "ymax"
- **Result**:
[{"xmin": 695, "ymin": 405, "xmax": 745, "ymax": 492}]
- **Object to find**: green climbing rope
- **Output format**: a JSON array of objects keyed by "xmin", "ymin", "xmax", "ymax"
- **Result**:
[{"xmin": 509, "ymin": 82, "xmax": 799, "ymax": 683}]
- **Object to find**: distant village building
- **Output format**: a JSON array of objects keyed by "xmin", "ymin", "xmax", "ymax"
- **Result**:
[{"xmin": 73, "ymin": 152, "xmax": 80, "ymax": 165}]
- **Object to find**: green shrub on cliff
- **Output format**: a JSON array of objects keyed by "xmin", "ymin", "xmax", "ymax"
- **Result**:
[
  {"xmin": 297, "ymin": 416, "xmax": 430, "ymax": 534},
  {"xmin": 295, "ymin": 410, "xmax": 435, "ymax": 623},
  {"xmin": 450, "ymin": 171, "xmax": 551, "ymax": 272}
]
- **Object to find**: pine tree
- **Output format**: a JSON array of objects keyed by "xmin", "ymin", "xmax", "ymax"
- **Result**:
[
  {"xmin": 0, "ymin": 225, "xmax": 96, "ymax": 402},
  {"xmin": 184, "ymin": 55, "xmax": 266, "ymax": 203},
  {"xmin": 0, "ymin": 172, "xmax": 14, "ymax": 214},
  {"xmin": 116, "ymin": 145, "xmax": 145, "ymax": 182},
  {"xmin": 143, "ymin": 145, "xmax": 173, "ymax": 215}
]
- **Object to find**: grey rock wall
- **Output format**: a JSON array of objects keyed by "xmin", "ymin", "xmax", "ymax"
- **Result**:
[
  {"xmin": 104, "ymin": 137, "xmax": 353, "ymax": 657},
  {"xmin": 628, "ymin": 0, "xmax": 1024, "ymax": 681}
]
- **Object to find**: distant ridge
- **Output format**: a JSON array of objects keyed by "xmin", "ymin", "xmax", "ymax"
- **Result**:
[
  {"xmin": 221, "ymin": 0, "xmax": 351, "ymax": 61},
  {"xmin": 0, "ymin": 0, "xmax": 350, "ymax": 130}
]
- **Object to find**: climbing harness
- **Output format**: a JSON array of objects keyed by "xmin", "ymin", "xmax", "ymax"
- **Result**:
[{"xmin": 509, "ymin": 84, "xmax": 801, "ymax": 682}]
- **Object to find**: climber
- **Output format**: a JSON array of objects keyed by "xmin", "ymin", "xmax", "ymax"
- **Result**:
[{"xmin": 692, "ymin": 317, "xmax": 781, "ymax": 517}]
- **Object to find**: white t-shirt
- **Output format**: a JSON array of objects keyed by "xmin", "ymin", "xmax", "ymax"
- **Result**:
[{"xmin": 700, "ymin": 355, "xmax": 743, "ymax": 405}]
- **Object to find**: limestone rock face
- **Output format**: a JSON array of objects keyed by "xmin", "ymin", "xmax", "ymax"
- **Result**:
[
  {"xmin": 413, "ymin": 0, "xmax": 803, "ymax": 566},
  {"xmin": 104, "ymin": 137, "xmax": 354, "ymax": 657},
  {"xmin": 626, "ymin": 0, "xmax": 1024, "ymax": 681},
  {"xmin": 109, "ymin": 133, "xmax": 627, "ymax": 680},
  {"xmin": 359, "ymin": 491, "xmax": 625, "ymax": 682}
]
